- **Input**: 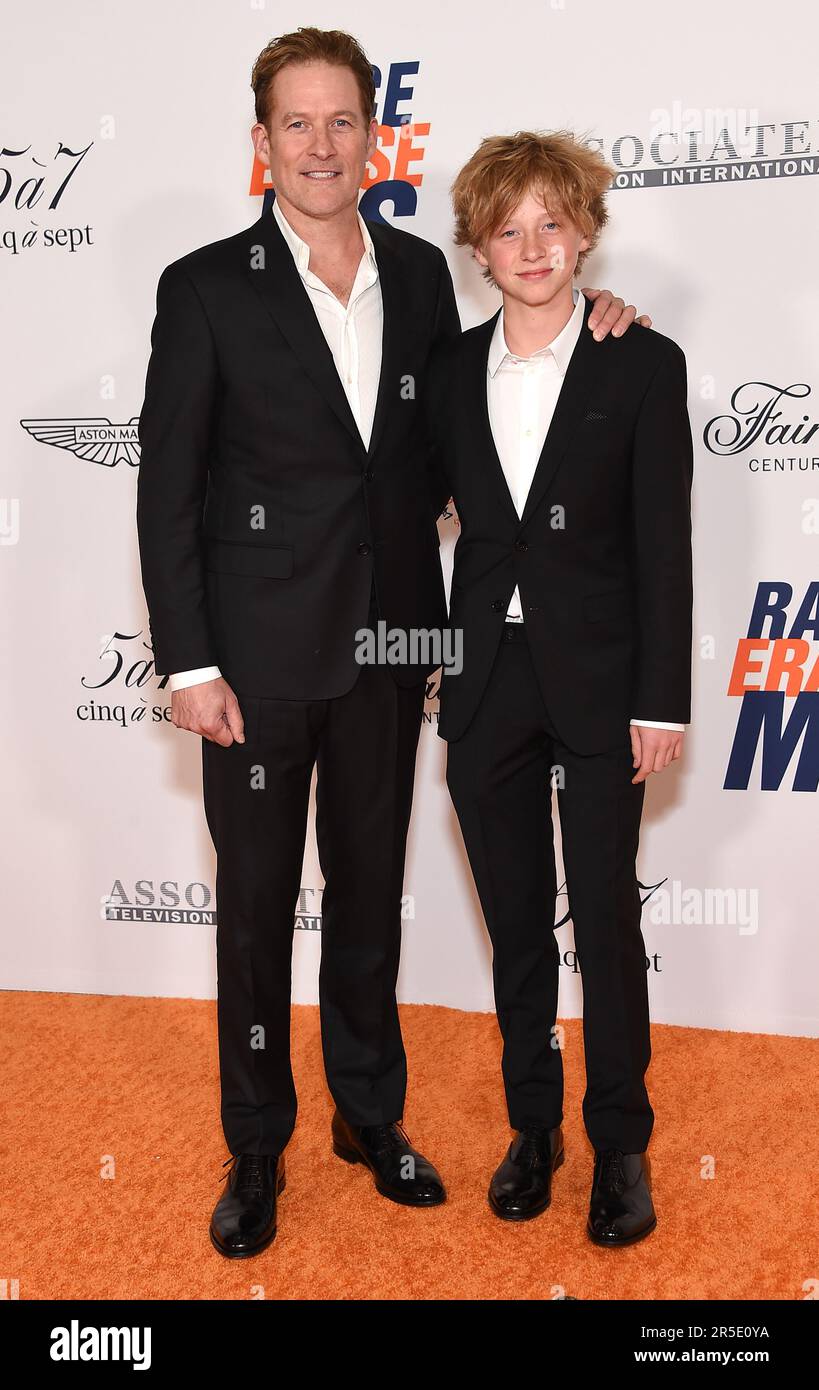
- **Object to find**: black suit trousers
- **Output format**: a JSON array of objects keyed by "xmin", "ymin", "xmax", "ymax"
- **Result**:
[
  {"xmin": 445, "ymin": 623, "xmax": 654, "ymax": 1153},
  {"xmin": 201, "ymin": 601, "xmax": 426, "ymax": 1155}
]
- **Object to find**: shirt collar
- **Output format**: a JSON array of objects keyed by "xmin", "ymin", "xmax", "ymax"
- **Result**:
[
  {"xmin": 272, "ymin": 195, "xmax": 377, "ymax": 281},
  {"xmin": 487, "ymin": 285, "xmax": 586, "ymax": 378}
]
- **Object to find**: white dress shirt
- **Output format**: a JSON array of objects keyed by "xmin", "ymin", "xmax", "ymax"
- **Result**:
[
  {"xmin": 485, "ymin": 286, "xmax": 684, "ymax": 733},
  {"xmin": 168, "ymin": 197, "xmax": 383, "ymax": 692}
]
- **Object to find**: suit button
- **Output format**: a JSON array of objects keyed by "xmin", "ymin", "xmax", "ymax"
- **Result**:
[
  {"xmin": 491, "ymin": 600, "xmax": 503, "ymax": 612},
  {"xmin": 515, "ymin": 539, "xmax": 528, "ymax": 553},
  {"xmin": 363, "ymin": 469, "xmax": 374, "ymax": 483},
  {"xmin": 357, "ymin": 541, "xmax": 372, "ymax": 556}
]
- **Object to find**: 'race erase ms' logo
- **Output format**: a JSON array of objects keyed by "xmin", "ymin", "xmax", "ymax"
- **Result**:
[{"xmin": 725, "ymin": 581, "xmax": 819, "ymax": 792}]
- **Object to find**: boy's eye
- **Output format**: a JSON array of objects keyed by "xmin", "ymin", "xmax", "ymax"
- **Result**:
[{"xmin": 500, "ymin": 224, "xmax": 558, "ymax": 237}]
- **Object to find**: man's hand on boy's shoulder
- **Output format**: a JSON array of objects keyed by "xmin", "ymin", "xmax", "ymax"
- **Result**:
[
  {"xmin": 582, "ymin": 288, "xmax": 652, "ymax": 341},
  {"xmin": 630, "ymin": 725, "xmax": 685, "ymax": 784}
]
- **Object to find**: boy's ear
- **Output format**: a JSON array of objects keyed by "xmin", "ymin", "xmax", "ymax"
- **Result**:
[{"xmin": 473, "ymin": 245, "xmax": 489, "ymax": 270}]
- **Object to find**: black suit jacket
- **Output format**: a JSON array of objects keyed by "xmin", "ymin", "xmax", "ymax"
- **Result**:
[
  {"xmin": 428, "ymin": 293, "xmax": 694, "ymax": 754},
  {"xmin": 136, "ymin": 207, "xmax": 461, "ymax": 697}
]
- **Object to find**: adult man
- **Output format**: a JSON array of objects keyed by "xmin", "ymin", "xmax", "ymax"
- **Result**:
[
  {"xmin": 430, "ymin": 131, "xmax": 693, "ymax": 1245},
  {"xmin": 136, "ymin": 28, "xmax": 644, "ymax": 1257}
]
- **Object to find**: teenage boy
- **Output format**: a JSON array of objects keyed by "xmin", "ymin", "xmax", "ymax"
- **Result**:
[{"xmin": 428, "ymin": 132, "xmax": 693, "ymax": 1245}]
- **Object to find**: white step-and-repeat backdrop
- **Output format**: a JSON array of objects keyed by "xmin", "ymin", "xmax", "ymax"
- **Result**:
[{"xmin": 3, "ymin": 0, "xmax": 817, "ymax": 1035}]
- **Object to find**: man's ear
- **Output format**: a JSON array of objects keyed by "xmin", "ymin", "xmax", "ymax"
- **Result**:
[
  {"xmin": 251, "ymin": 122, "xmax": 272, "ymax": 170},
  {"xmin": 366, "ymin": 117, "xmax": 378, "ymax": 160}
]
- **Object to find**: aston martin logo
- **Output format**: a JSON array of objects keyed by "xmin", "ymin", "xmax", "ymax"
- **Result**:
[{"xmin": 21, "ymin": 418, "xmax": 141, "ymax": 467}]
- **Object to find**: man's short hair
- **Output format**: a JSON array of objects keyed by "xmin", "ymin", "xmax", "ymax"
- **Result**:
[
  {"xmin": 251, "ymin": 26, "xmax": 376, "ymax": 130},
  {"xmin": 451, "ymin": 130, "xmax": 615, "ymax": 282}
]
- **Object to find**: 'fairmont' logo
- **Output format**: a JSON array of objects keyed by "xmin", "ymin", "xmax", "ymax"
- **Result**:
[{"xmin": 703, "ymin": 382, "xmax": 819, "ymax": 471}]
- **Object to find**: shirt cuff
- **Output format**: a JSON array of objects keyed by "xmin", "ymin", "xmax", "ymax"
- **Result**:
[
  {"xmin": 630, "ymin": 718, "xmax": 686, "ymax": 731},
  {"xmin": 169, "ymin": 666, "xmax": 222, "ymax": 692}
]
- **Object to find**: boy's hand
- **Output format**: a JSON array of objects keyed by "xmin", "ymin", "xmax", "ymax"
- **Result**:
[
  {"xmin": 630, "ymin": 726, "xmax": 684, "ymax": 784},
  {"xmin": 582, "ymin": 288, "xmax": 652, "ymax": 340}
]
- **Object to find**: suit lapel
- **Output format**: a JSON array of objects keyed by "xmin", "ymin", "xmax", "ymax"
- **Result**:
[
  {"xmin": 519, "ymin": 293, "xmax": 602, "ymax": 525},
  {"xmin": 241, "ymin": 207, "xmax": 413, "ymax": 462},
  {"xmin": 470, "ymin": 309, "xmax": 521, "ymax": 526},
  {"xmin": 241, "ymin": 207, "xmax": 367, "ymax": 452},
  {"xmin": 363, "ymin": 219, "xmax": 406, "ymax": 463},
  {"xmin": 470, "ymin": 294, "xmax": 606, "ymax": 527}
]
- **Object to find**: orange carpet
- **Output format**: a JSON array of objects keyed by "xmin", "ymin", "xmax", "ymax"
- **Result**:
[{"xmin": 2, "ymin": 991, "xmax": 816, "ymax": 1300}]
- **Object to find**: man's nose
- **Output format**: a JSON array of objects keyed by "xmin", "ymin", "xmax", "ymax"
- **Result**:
[{"xmin": 306, "ymin": 132, "xmax": 335, "ymax": 160}]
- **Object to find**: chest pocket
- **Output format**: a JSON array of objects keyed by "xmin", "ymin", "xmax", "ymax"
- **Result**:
[{"xmin": 572, "ymin": 407, "xmax": 631, "ymax": 459}]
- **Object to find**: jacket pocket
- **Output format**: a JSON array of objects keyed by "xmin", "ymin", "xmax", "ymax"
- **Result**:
[{"xmin": 204, "ymin": 539, "xmax": 294, "ymax": 578}]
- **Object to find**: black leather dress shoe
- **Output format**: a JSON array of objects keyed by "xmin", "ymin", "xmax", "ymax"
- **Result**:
[
  {"xmin": 488, "ymin": 1125, "xmax": 565, "ymax": 1220},
  {"xmin": 587, "ymin": 1149, "xmax": 657, "ymax": 1246},
  {"xmin": 331, "ymin": 1110, "xmax": 446, "ymax": 1206},
  {"xmin": 209, "ymin": 1153, "xmax": 285, "ymax": 1258}
]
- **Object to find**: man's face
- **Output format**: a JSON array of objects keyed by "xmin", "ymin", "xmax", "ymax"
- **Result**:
[
  {"xmin": 475, "ymin": 188, "xmax": 590, "ymax": 306},
  {"xmin": 251, "ymin": 60, "xmax": 377, "ymax": 222}
]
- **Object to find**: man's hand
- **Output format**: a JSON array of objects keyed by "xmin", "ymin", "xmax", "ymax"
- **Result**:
[
  {"xmin": 171, "ymin": 677, "xmax": 245, "ymax": 747},
  {"xmin": 582, "ymin": 287, "xmax": 652, "ymax": 340},
  {"xmin": 630, "ymin": 726, "xmax": 684, "ymax": 784}
]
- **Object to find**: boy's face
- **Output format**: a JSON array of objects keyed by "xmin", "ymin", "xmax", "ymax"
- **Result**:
[
  {"xmin": 475, "ymin": 188, "xmax": 590, "ymax": 307},
  {"xmin": 251, "ymin": 60, "xmax": 377, "ymax": 223}
]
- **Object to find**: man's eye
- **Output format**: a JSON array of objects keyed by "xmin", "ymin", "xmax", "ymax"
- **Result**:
[{"xmin": 333, "ymin": 119, "xmax": 351, "ymax": 128}]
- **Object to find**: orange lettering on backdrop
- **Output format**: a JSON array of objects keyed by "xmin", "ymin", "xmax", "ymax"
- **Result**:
[
  {"xmin": 728, "ymin": 638, "xmax": 819, "ymax": 694},
  {"xmin": 804, "ymin": 652, "xmax": 819, "ymax": 691},
  {"xmin": 249, "ymin": 124, "xmax": 429, "ymax": 196},
  {"xmin": 727, "ymin": 639, "xmax": 768, "ymax": 694},
  {"xmin": 764, "ymin": 639, "xmax": 811, "ymax": 695},
  {"xmin": 362, "ymin": 124, "xmax": 428, "ymax": 189},
  {"xmin": 394, "ymin": 122, "xmax": 429, "ymax": 185},
  {"xmin": 249, "ymin": 156, "xmax": 271, "ymax": 197},
  {"xmin": 363, "ymin": 133, "xmax": 393, "ymax": 189}
]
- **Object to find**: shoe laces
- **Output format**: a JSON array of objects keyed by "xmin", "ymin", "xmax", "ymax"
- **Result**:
[
  {"xmin": 517, "ymin": 1126, "xmax": 550, "ymax": 1168},
  {"xmin": 598, "ymin": 1148, "xmax": 627, "ymax": 1192},
  {"xmin": 220, "ymin": 1153, "xmax": 269, "ymax": 1195},
  {"xmin": 359, "ymin": 1121, "xmax": 411, "ymax": 1155}
]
